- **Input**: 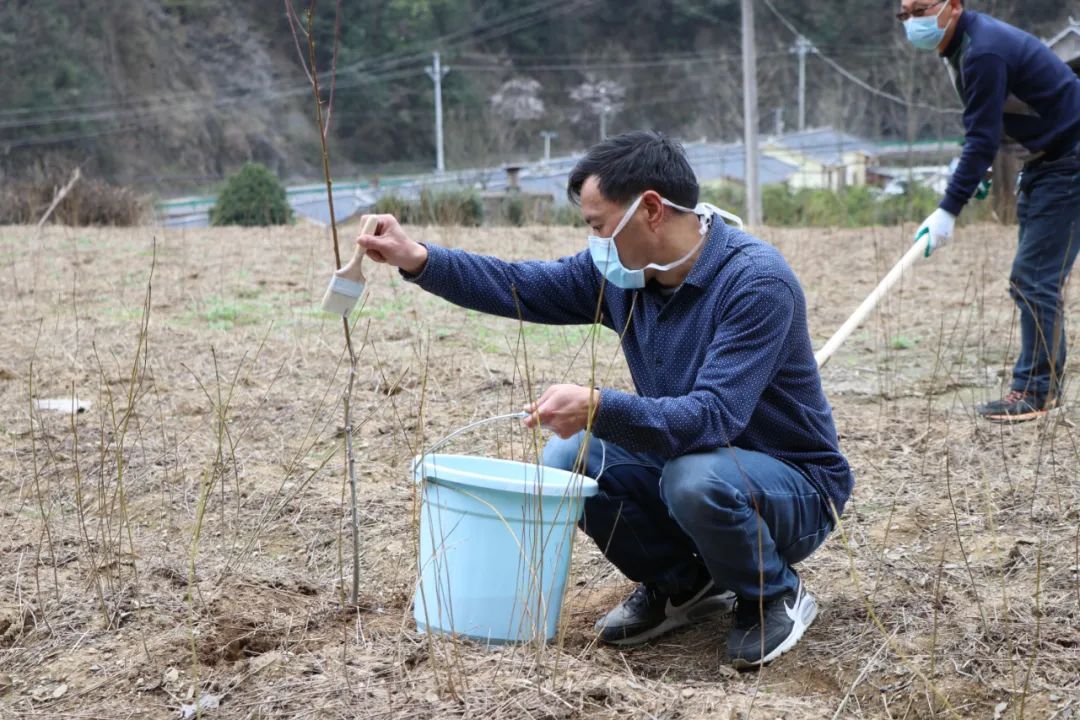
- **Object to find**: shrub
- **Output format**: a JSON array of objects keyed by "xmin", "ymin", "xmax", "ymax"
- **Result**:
[
  {"xmin": 368, "ymin": 182, "xmax": 997, "ymax": 230},
  {"xmin": 874, "ymin": 184, "xmax": 940, "ymax": 226},
  {"xmin": 505, "ymin": 195, "xmax": 526, "ymax": 227},
  {"xmin": 753, "ymin": 183, "xmax": 995, "ymax": 228},
  {"xmin": 798, "ymin": 187, "xmax": 848, "ymax": 227},
  {"xmin": 371, "ymin": 193, "xmax": 413, "ymax": 223},
  {"xmin": 417, "ymin": 188, "xmax": 484, "ymax": 226},
  {"xmin": 210, "ymin": 163, "xmax": 292, "ymax": 227},
  {"xmin": 544, "ymin": 203, "xmax": 586, "ymax": 226},
  {"xmin": 840, "ymin": 185, "xmax": 877, "ymax": 226},
  {"xmin": 699, "ymin": 182, "xmax": 746, "ymax": 220},
  {"xmin": 0, "ymin": 171, "xmax": 147, "ymax": 226},
  {"xmin": 369, "ymin": 188, "xmax": 484, "ymax": 226},
  {"xmin": 762, "ymin": 184, "xmax": 801, "ymax": 225}
]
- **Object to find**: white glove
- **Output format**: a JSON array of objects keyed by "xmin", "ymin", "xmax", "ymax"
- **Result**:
[{"xmin": 915, "ymin": 208, "xmax": 956, "ymax": 257}]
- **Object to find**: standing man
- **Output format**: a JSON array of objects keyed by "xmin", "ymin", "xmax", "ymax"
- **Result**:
[
  {"xmin": 902, "ymin": 0, "xmax": 1080, "ymax": 422},
  {"xmin": 355, "ymin": 131, "xmax": 853, "ymax": 669}
]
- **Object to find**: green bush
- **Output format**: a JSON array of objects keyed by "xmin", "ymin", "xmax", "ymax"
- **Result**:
[
  {"xmin": 873, "ymin": 184, "xmax": 940, "ymax": 226},
  {"xmin": 371, "ymin": 193, "xmax": 413, "ymax": 223},
  {"xmin": 839, "ymin": 185, "xmax": 877, "ymax": 226},
  {"xmin": 762, "ymin": 184, "xmax": 801, "ymax": 225},
  {"xmin": 699, "ymin": 183, "xmax": 746, "ymax": 220},
  {"xmin": 210, "ymin": 163, "xmax": 292, "ymax": 227},
  {"xmin": 372, "ymin": 182, "xmax": 1000, "ymax": 230},
  {"xmin": 701, "ymin": 179, "xmax": 1003, "ymax": 228},
  {"xmin": 505, "ymin": 195, "xmax": 526, "ymax": 227},
  {"xmin": 420, "ymin": 188, "xmax": 484, "ymax": 226},
  {"xmin": 544, "ymin": 203, "xmax": 586, "ymax": 226},
  {"xmin": 370, "ymin": 188, "xmax": 483, "ymax": 226},
  {"xmin": 799, "ymin": 187, "xmax": 847, "ymax": 227}
]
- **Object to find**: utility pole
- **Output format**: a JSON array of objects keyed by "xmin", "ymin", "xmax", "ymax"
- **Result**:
[
  {"xmin": 425, "ymin": 51, "xmax": 449, "ymax": 173},
  {"xmin": 539, "ymin": 130, "xmax": 558, "ymax": 163},
  {"xmin": 597, "ymin": 83, "xmax": 615, "ymax": 140},
  {"xmin": 741, "ymin": 0, "xmax": 762, "ymax": 226},
  {"xmin": 790, "ymin": 36, "xmax": 817, "ymax": 132}
]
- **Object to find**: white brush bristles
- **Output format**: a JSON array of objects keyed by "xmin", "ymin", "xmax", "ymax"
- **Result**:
[{"xmin": 320, "ymin": 275, "xmax": 365, "ymax": 316}]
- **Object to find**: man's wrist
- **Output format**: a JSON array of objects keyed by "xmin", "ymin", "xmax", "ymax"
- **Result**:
[{"xmin": 401, "ymin": 243, "xmax": 429, "ymax": 275}]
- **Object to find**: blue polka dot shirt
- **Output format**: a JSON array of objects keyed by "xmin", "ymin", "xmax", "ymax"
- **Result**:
[{"xmin": 404, "ymin": 217, "xmax": 854, "ymax": 515}]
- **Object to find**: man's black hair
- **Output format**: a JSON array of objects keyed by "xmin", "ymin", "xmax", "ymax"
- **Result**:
[{"xmin": 567, "ymin": 130, "xmax": 699, "ymax": 209}]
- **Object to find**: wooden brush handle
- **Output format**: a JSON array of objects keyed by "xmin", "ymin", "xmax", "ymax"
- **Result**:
[{"xmin": 337, "ymin": 216, "xmax": 379, "ymax": 281}]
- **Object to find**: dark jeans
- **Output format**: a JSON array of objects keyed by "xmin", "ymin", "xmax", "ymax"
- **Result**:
[
  {"xmin": 542, "ymin": 432, "xmax": 833, "ymax": 601},
  {"xmin": 1012, "ymin": 148, "xmax": 1080, "ymax": 398}
]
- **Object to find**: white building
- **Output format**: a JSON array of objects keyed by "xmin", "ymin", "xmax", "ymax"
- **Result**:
[{"xmin": 1045, "ymin": 17, "xmax": 1080, "ymax": 71}]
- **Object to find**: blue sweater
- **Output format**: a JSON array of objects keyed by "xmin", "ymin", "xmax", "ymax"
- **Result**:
[
  {"xmin": 940, "ymin": 11, "xmax": 1080, "ymax": 216},
  {"xmin": 404, "ymin": 218, "xmax": 854, "ymax": 515}
]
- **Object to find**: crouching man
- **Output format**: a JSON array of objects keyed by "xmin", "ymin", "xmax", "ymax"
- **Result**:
[{"xmin": 355, "ymin": 131, "xmax": 854, "ymax": 668}]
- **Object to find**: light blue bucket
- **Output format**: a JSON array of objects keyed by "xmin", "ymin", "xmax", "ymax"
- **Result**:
[{"xmin": 413, "ymin": 446, "xmax": 598, "ymax": 644}]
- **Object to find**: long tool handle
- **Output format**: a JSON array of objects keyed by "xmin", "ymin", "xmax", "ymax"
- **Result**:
[
  {"xmin": 814, "ymin": 233, "xmax": 929, "ymax": 369},
  {"xmin": 337, "ymin": 215, "xmax": 379, "ymax": 281}
]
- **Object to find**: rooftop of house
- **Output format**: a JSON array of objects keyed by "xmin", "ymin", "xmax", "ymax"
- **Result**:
[{"xmin": 1045, "ymin": 17, "xmax": 1080, "ymax": 69}]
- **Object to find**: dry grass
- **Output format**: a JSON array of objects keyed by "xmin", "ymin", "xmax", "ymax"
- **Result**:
[
  {"xmin": 0, "ymin": 221, "xmax": 1078, "ymax": 719},
  {"xmin": 0, "ymin": 175, "xmax": 148, "ymax": 227}
]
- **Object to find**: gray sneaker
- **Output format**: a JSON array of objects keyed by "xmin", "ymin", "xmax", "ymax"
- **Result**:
[
  {"xmin": 594, "ymin": 578, "xmax": 736, "ymax": 646},
  {"xmin": 726, "ymin": 580, "xmax": 818, "ymax": 669}
]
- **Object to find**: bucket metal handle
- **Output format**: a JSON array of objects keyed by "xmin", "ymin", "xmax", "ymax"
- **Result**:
[
  {"xmin": 412, "ymin": 412, "xmax": 607, "ymax": 481},
  {"xmin": 412, "ymin": 411, "xmax": 529, "ymax": 476}
]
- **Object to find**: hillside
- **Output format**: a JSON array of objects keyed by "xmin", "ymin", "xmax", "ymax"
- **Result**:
[{"xmin": 0, "ymin": 0, "xmax": 1072, "ymax": 194}]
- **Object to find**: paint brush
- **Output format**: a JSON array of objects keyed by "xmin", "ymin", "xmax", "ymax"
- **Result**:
[{"xmin": 321, "ymin": 215, "xmax": 378, "ymax": 316}]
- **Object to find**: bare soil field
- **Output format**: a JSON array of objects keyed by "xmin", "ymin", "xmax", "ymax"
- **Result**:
[{"xmin": 1, "ymin": 221, "xmax": 1077, "ymax": 719}]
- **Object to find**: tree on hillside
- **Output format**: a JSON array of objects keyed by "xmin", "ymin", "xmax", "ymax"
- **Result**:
[
  {"xmin": 570, "ymin": 78, "xmax": 626, "ymax": 141},
  {"xmin": 489, "ymin": 77, "xmax": 546, "ymax": 157}
]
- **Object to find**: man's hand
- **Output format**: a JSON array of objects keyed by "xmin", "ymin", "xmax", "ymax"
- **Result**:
[
  {"xmin": 355, "ymin": 214, "xmax": 428, "ymax": 274},
  {"xmin": 914, "ymin": 208, "xmax": 956, "ymax": 258},
  {"xmin": 522, "ymin": 384, "xmax": 600, "ymax": 439}
]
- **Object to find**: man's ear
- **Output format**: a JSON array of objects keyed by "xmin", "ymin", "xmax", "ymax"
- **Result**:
[{"xmin": 639, "ymin": 190, "xmax": 665, "ymax": 230}]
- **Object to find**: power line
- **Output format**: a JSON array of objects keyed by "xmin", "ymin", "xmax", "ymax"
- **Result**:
[
  {"xmin": 454, "ymin": 52, "xmax": 758, "ymax": 73},
  {"xmin": 0, "ymin": 0, "xmax": 590, "ymax": 132},
  {"xmin": 450, "ymin": 45, "xmax": 903, "ymax": 74},
  {"xmin": 3, "ymin": 121, "xmax": 152, "ymax": 151},
  {"xmin": 333, "ymin": 0, "xmax": 581, "ymax": 77},
  {"xmin": 2, "ymin": 66, "xmax": 427, "ymax": 149},
  {"xmin": 0, "ymin": 0, "xmax": 595, "ymax": 150},
  {"xmin": 455, "ymin": 43, "xmax": 904, "ymax": 68},
  {"xmin": 0, "ymin": 65, "xmax": 426, "ymax": 139},
  {"xmin": 0, "ymin": 63, "xmax": 422, "ymax": 131},
  {"xmin": 759, "ymin": 0, "xmax": 962, "ymax": 115},
  {"xmin": 2, "ymin": 1, "xmax": 920, "ymax": 136},
  {"xmin": 0, "ymin": 44, "xmax": 425, "ymax": 122}
]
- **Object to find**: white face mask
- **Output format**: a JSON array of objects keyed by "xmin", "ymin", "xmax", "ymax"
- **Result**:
[{"xmin": 587, "ymin": 196, "xmax": 743, "ymax": 289}]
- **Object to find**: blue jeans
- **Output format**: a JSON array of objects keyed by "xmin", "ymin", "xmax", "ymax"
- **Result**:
[
  {"xmin": 1012, "ymin": 149, "xmax": 1080, "ymax": 398},
  {"xmin": 543, "ymin": 432, "xmax": 833, "ymax": 601}
]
